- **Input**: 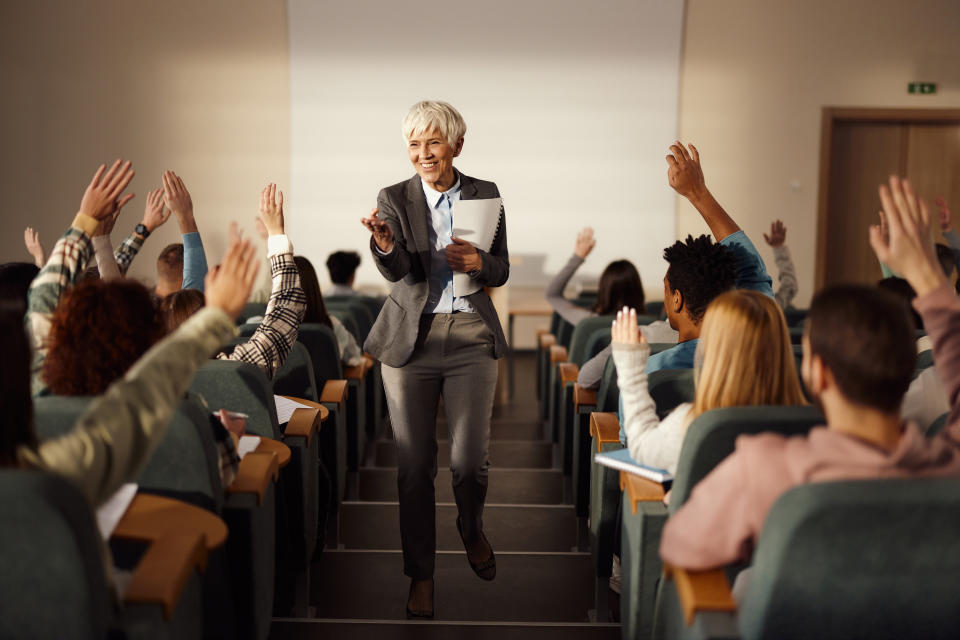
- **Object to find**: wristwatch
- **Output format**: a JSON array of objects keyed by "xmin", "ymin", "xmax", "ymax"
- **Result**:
[{"xmin": 134, "ymin": 223, "xmax": 151, "ymax": 238}]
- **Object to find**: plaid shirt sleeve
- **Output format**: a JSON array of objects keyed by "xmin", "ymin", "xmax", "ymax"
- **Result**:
[
  {"xmin": 27, "ymin": 221, "xmax": 95, "ymax": 396},
  {"xmin": 222, "ymin": 248, "xmax": 306, "ymax": 379},
  {"xmin": 113, "ymin": 230, "xmax": 144, "ymax": 276}
]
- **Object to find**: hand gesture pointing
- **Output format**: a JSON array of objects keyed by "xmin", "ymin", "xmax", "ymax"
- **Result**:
[{"xmin": 361, "ymin": 208, "xmax": 394, "ymax": 253}]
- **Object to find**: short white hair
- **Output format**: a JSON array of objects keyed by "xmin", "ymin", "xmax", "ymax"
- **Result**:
[{"xmin": 401, "ymin": 100, "xmax": 467, "ymax": 147}]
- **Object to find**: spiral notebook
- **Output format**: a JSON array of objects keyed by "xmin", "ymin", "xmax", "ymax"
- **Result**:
[
  {"xmin": 451, "ymin": 197, "xmax": 503, "ymax": 297},
  {"xmin": 594, "ymin": 448, "xmax": 674, "ymax": 485}
]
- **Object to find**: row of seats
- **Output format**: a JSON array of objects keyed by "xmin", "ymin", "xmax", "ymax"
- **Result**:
[{"xmin": 4, "ymin": 295, "xmax": 383, "ymax": 639}]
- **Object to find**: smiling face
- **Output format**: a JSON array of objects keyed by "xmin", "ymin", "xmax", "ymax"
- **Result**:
[{"xmin": 407, "ymin": 127, "xmax": 463, "ymax": 192}]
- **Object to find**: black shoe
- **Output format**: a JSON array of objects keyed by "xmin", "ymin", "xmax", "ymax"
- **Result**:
[
  {"xmin": 406, "ymin": 579, "xmax": 434, "ymax": 619},
  {"xmin": 456, "ymin": 516, "xmax": 496, "ymax": 581}
]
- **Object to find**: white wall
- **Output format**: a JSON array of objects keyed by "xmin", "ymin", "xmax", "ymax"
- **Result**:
[{"xmin": 288, "ymin": 0, "xmax": 685, "ymax": 298}]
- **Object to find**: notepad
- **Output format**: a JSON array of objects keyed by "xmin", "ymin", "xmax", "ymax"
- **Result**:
[
  {"xmin": 594, "ymin": 448, "xmax": 674, "ymax": 484},
  {"xmin": 274, "ymin": 395, "xmax": 312, "ymax": 425},
  {"xmin": 237, "ymin": 435, "xmax": 262, "ymax": 460},
  {"xmin": 95, "ymin": 483, "xmax": 138, "ymax": 541},
  {"xmin": 451, "ymin": 197, "xmax": 503, "ymax": 297}
]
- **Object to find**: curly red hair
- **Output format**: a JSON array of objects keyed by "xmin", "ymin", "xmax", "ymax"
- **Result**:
[{"xmin": 43, "ymin": 279, "xmax": 165, "ymax": 396}]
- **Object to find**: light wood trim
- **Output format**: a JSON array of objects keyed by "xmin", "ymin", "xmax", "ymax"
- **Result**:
[
  {"xmin": 344, "ymin": 357, "xmax": 373, "ymax": 380},
  {"xmin": 256, "ymin": 436, "xmax": 292, "ymax": 467},
  {"xmin": 113, "ymin": 494, "xmax": 228, "ymax": 550},
  {"xmin": 124, "ymin": 533, "xmax": 207, "ymax": 620},
  {"xmin": 284, "ymin": 407, "xmax": 321, "ymax": 443},
  {"xmin": 280, "ymin": 395, "xmax": 329, "ymax": 423},
  {"xmin": 558, "ymin": 362, "xmax": 579, "ymax": 385},
  {"xmin": 539, "ymin": 334, "xmax": 556, "ymax": 349},
  {"xmin": 663, "ymin": 564, "xmax": 737, "ymax": 625},
  {"xmin": 589, "ymin": 412, "xmax": 621, "ymax": 452},
  {"xmin": 320, "ymin": 379, "xmax": 348, "ymax": 405},
  {"xmin": 549, "ymin": 345, "xmax": 568, "ymax": 364},
  {"xmin": 573, "ymin": 384, "xmax": 597, "ymax": 408},
  {"xmin": 227, "ymin": 451, "xmax": 279, "ymax": 505},
  {"xmin": 620, "ymin": 472, "xmax": 666, "ymax": 513}
]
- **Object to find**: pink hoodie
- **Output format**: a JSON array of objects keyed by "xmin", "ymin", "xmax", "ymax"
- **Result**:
[{"xmin": 660, "ymin": 285, "xmax": 960, "ymax": 570}]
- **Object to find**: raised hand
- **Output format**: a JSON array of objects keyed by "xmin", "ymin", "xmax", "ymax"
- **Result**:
[
  {"xmin": 611, "ymin": 307, "xmax": 646, "ymax": 346},
  {"xmin": 79, "ymin": 159, "xmax": 136, "ymax": 221},
  {"xmin": 935, "ymin": 196, "xmax": 953, "ymax": 233},
  {"xmin": 258, "ymin": 183, "xmax": 285, "ymax": 236},
  {"xmin": 666, "ymin": 142, "xmax": 706, "ymax": 201},
  {"xmin": 447, "ymin": 236, "xmax": 482, "ymax": 273},
  {"xmin": 24, "ymin": 227, "xmax": 46, "ymax": 267},
  {"xmin": 574, "ymin": 227, "xmax": 596, "ymax": 259},
  {"xmin": 142, "ymin": 188, "xmax": 171, "ymax": 233},
  {"xmin": 360, "ymin": 207, "xmax": 395, "ymax": 253},
  {"xmin": 162, "ymin": 170, "xmax": 197, "ymax": 233},
  {"xmin": 254, "ymin": 217, "xmax": 269, "ymax": 241},
  {"xmin": 868, "ymin": 176, "xmax": 945, "ymax": 297},
  {"xmin": 204, "ymin": 230, "xmax": 259, "ymax": 320},
  {"xmin": 763, "ymin": 220, "xmax": 787, "ymax": 247}
]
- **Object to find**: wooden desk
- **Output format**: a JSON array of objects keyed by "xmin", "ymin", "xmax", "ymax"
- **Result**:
[
  {"xmin": 257, "ymin": 436, "xmax": 291, "ymax": 468},
  {"xmin": 114, "ymin": 493, "xmax": 228, "ymax": 550}
]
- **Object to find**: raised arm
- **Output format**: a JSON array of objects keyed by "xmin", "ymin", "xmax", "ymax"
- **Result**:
[
  {"xmin": 227, "ymin": 184, "xmax": 306, "ymax": 379},
  {"xmin": 112, "ymin": 186, "xmax": 172, "ymax": 276},
  {"xmin": 667, "ymin": 142, "xmax": 739, "ymax": 242},
  {"xmin": 163, "ymin": 171, "xmax": 207, "ymax": 291},
  {"xmin": 763, "ymin": 220, "xmax": 799, "ymax": 309},
  {"xmin": 22, "ymin": 233, "xmax": 257, "ymax": 506},
  {"xmin": 27, "ymin": 160, "xmax": 136, "ymax": 395},
  {"xmin": 23, "ymin": 228, "xmax": 46, "ymax": 268},
  {"xmin": 545, "ymin": 228, "xmax": 596, "ymax": 325}
]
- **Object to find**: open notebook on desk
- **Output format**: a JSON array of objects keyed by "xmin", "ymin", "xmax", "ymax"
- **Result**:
[
  {"xmin": 274, "ymin": 395, "xmax": 312, "ymax": 425},
  {"xmin": 594, "ymin": 448, "xmax": 673, "ymax": 485}
]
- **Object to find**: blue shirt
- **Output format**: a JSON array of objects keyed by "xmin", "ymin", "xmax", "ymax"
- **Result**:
[
  {"xmin": 421, "ymin": 177, "xmax": 475, "ymax": 314},
  {"xmin": 617, "ymin": 229, "xmax": 773, "ymax": 442},
  {"xmin": 182, "ymin": 231, "xmax": 208, "ymax": 292}
]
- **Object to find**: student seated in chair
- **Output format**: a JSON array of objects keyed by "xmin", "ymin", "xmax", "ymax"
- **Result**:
[
  {"xmin": 325, "ymin": 250, "xmax": 362, "ymax": 297},
  {"xmin": 295, "ymin": 255, "xmax": 364, "ymax": 367},
  {"xmin": 610, "ymin": 290, "xmax": 805, "ymax": 475},
  {"xmin": 9, "ymin": 160, "xmax": 261, "ymax": 507},
  {"xmin": 660, "ymin": 176, "xmax": 960, "ymax": 578}
]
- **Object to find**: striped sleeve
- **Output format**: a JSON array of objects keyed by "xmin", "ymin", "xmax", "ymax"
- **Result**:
[{"xmin": 113, "ymin": 230, "xmax": 144, "ymax": 276}]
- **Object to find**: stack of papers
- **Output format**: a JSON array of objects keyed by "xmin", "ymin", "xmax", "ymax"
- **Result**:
[
  {"xmin": 594, "ymin": 449, "xmax": 674, "ymax": 484},
  {"xmin": 95, "ymin": 483, "xmax": 138, "ymax": 540},
  {"xmin": 237, "ymin": 435, "xmax": 262, "ymax": 459},
  {"xmin": 274, "ymin": 395, "xmax": 312, "ymax": 425},
  {"xmin": 451, "ymin": 197, "xmax": 503, "ymax": 297}
]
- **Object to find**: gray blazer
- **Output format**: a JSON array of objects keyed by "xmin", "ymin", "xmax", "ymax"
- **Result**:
[{"xmin": 363, "ymin": 171, "xmax": 509, "ymax": 367}]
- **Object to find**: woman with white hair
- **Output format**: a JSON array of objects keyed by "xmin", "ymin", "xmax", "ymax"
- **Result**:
[{"xmin": 360, "ymin": 101, "xmax": 509, "ymax": 618}]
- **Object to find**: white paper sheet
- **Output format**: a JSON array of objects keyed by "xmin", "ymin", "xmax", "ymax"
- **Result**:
[
  {"xmin": 237, "ymin": 435, "xmax": 262, "ymax": 460},
  {"xmin": 274, "ymin": 395, "xmax": 312, "ymax": 425},
  {"xmin": 451, "ymin": 197, "xmax": 502, "ymax": 297},
  {"xmin": 95, "ymin": 483, "xmax": 138, "ymax": 541}
]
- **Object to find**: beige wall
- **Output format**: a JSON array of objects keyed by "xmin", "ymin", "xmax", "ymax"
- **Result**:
[
  {"xmin": 0, "ymin": 0, "xmax": 290, "ymax": 284},
  {"xmin": 677, "ymin": 0, "xmax": 960, "ymax": 306}
]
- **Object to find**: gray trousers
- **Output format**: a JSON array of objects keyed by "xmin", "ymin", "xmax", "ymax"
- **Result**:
[{"xmin": 381, "ymin": 313, "xmax": 499, "ymax": 579}]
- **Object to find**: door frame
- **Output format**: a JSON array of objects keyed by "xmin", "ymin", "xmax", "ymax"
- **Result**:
[{"xmin": 815, "ymin": 107, "xmax": 960, "ymax": 290}]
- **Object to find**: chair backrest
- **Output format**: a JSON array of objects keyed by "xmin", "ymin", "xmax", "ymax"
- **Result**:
[
  {"xmin": 647, "ymin": 369, "xmax": 696, "ymax": 420},
  {"xmin": 191, "ymin": 360, "xmax": 281, "ymax": 438},
  {"xmin": 782, "ymin": 306, "xmax": 807, "ymax": 327},
  {"xmin": 328, "ymin": 309, "xmax": 360, "ymax": 342},
  {"xmin": 556, "ymin": 316, "xmax": 576, "ymax": 349},
  {"xmin": 33, "ymin": 394, "xmax": 223, "ymax": 513},
  {"xmin": 237, "ymin": 322, "xmax": 258, "ymax": 338},
  {"xmin": 584, "ymin": 327, "xmax": 611, "ymax": 361},
  {"xmin": 240, "ymin": 302, "xmax": 267, "ymax": 324},
  {"xmin": 740, "ymin": 476, "xmax": 960, "ymax": 640},
  {"xmin": 548, "ymin": 311, "xmax": 562, "ymax": 336},
  {"xmin": 296, "ymin": 323, "xmax": 344, "ymax": 390},
  {"xmin": 325, "ymin": 297, "xmax": 375, "ymax": 342},
  {"xmin": 645, "ymin": 301, "xmax": 665, "ymax": 319},
  {"xmin": 597, "ymin": 356, "xmax": 620, "ymax": 412},
  {"xmin": 573, "ymin": 292, "xmax": 597, "ymax": 309},
  {"xmin": 788, "ymin": 326, "xmax": 804, "ymax": 345},
  {"xmin": 272, "ymin": 342, "xmax": 319, "ymax": 402},
  {"xmin": 567, "ymin": 315, "xmax": 614, "ymax": 365},
  {"xmin": 0, "ymin": 469, "xmax": 111, "ymax": 640},
  {"xmin": 669, "ymin": 405, "xmax": 823, "ymax": 512}
]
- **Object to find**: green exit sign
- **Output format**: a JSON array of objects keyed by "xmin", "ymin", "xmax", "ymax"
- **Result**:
[{"xmin": 908, "ymin": 82, "xmax": 937, "ymax": 95}]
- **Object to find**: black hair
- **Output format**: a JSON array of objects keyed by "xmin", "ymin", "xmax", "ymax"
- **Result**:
[
  {"xmin": 326, "ymin": 251, "xmax": 361, "ymax": 285},
  {"xmin": 663, "ymin": 234, "xmax": 737, "ymax": 324},
  {"xmin": 0, "ymin": 306, "xmax": 37, "ymax": 465},
  {"xmin": 808, "ymin": 285, "xmax": 915, "ymax": 413},
  {"xmin": 594, "ymin": 260, "xmax": 645, "ymax": 315},
  {"xmin": 877, "ymin": 277, "xmax": 922, "ymax": 331},
  {"xmin": 0, "ymin": 262, "xmax": 40, "ymax": 317},
  {"xmin": 295, "ymin": 256, "xmax": 333, "ymax": 329}
]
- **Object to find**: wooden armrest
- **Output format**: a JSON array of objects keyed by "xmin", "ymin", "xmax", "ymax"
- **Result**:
[
  {"xmin": 227, "ymin": 451, "xmax": 279, "ymax": 505},
  {"xmin": 256, "ymin": 436, "xmax": 292, "ymax": 467},
  {"xmin": 124, "ymin": 533, "xmax": 207, "ymax": 620},
  {"xmin": 558, "ymin": 362, "xmax": 580, "ymax": 385},
  {"xmin": 344, "ymin": 357, "xmax": 373, "ymax": 380},
  {"xmin": 663, "ymin": 564, "xmax": 737, "ymax": 625},
  {"xmin": 280, "ymin": 395, "xmax": 329, "ymax": 423},
  {"xmin": 573, "ymin": 384, "xmax": 597, "ymax": 408},
  {"xmin": 539, "ymin": 334, "xmax": 556, "ymax": 349},
  {"xmin": 549, "ymin": 345, "xmax": 568, "ymax": 364},
  {"xmin": 284, "ymin": 407, "xmax": 321, "ymax": 444},
  {"xmin": 589, "ymin": 412, "xmax": 621, "ymax": 452},
  {"xmin": 620, "ymin": 471, "xmax": 666, "ymax": 512},
  {"xmin": 535, "ymin": 328, "xmax": 549, "ymax": 340},
  {"xmin": 320, "ymin": 379, "xmax": 348, "ymax": 405},
  {"xmin": 113, "ymin": 494, "xmax": 227, "ymax": 550}
]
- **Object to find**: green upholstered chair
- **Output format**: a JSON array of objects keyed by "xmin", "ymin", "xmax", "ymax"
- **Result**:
[
  {"xmin": 648, "ymin": 369, "xmax": 696, "ymax": 420},
  {"xmin": 620, "ymin": 405, "xmax": 822, "ymax": 640},
  {"xmin": 656, "ymin": 476, "xmax": 960, "ymax": 640},
  {"xmin": 239, "ymin": 302, "xmax": 267, "ymax": 324},
  {"xmin": 325, "ymin": 297, "xmax": 375, "ymax": 343}
]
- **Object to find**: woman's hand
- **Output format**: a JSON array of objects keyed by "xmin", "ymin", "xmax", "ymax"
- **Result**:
[
  {"xmin": 79, "ymin": 159, "xmax": 136, "ymax": 221},
  {"xmin": 574, "ymin": 227, "xmax": 596, "ymax": 259},
  {"xmin": 24, "ymin": 227, "xmax": 46, "ymax": 267},
  {"xmin": 447, "ymin": 237, "xmax": 481, "ymax": 273},
  {"xmin": 142, "ymin": 187, "xmax": 171, "ymax": 233},
  {"xmin": 361, "ymin": 208, "xmax": 394, "ymax": 253},
  {"xmin": 763, "ymin": 220, "xmax": 787, "ymax": 247},
  {"xmin": 611, "ymin": 307, "xmax": 647, "ymax": 346},
  {"xmin": 258, "ymin": 183, "xmax": 285, "ymax": 236}
]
